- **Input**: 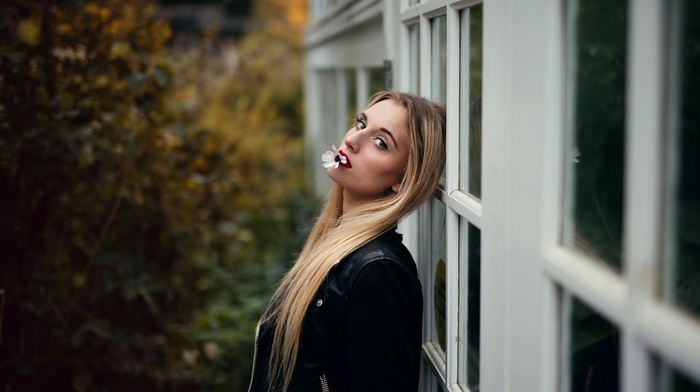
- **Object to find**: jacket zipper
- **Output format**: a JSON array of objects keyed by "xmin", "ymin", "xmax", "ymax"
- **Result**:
[
  {"xmin": 281, "ymin": 347, "xmax": 295, "ymax": 392},
  {"xmin": 247, "ymin": 322, "xmax": 261, "ymax": 392},
  {"xmin": 247, "ymin": 322, "xmax": 294, "ymax": 392},
  {"xmin": 319, "ymin": 374, "xmax": 330, "ymax": 392},
  {"xmin": 583, "ymin": 364, "xmax": 594, "ymax": 392}
]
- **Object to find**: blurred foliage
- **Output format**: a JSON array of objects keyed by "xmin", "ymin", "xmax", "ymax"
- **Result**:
[{"xmin": 0, "ymin": 0, "xmax": 315, "ymax": 390}]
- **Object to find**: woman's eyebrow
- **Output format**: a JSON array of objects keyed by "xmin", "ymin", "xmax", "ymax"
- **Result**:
[{"xmin": 360, "ymin": 112, "xmax": 399, "ymax": 149}]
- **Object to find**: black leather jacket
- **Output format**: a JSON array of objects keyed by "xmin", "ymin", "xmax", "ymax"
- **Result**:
[{"xmin": 248, "ymin": 229, "xmax": 424, "ymax": 392}]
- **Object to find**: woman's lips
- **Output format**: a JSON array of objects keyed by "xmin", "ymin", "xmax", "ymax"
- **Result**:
[{"xmin": 338, "ymin": 150, "xmax": 352, "ymax": 168}]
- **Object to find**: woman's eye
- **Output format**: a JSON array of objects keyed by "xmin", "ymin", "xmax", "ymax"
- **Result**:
[
  {"xmin": 356, "ymin": 119, "xmax": 366, "ymax": 130},
  {"xmin": 373, "ymin": 137, "xmax": 388, "ymax": 150}
]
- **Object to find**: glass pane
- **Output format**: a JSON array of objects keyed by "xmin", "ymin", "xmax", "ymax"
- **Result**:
[
  {"xmin": 663, "ymin": 0, "xmax": 700, "ymax": 319},
  {"xmin": 431, "ymin": 15, "xmax": 447, "ymax": 104},
  {"xmin": 459, "ymin": 5, "xmax": 483, "ymax": 198},
  {"xmin": 437, "ymin": 380, "xmax": 447, "ymax": 392},
  {"xmin": 658, "ymin": 360, "xmax": 700, "ymax": 392},
  {"xmin": 409, "ymin": 0, "xmax": 420, "ymax": 6},
  {"xmin": 408, "ymin": 23, "xmax": 420, "ymax": 93},
  {"xmin": 563, "ymin": 295, "xmax": 620, "ymax": 392},
  {"xmin": 431, "ymin": 199, "xmax": 447, "ymax": 354},
  {"xmin": 459, "ymin": 219, "xmax": 481, "ymax": 390},
  {"xmin": 368, "ymin": 67, "xmax": 384, "ymax": 95},
  {"xmin": 345, "ymin": 69, "xmax": 357, "ymax": 126},
  {"xmin": 563, "ymin": 0, "xmax": 628, "ymax": 272}
]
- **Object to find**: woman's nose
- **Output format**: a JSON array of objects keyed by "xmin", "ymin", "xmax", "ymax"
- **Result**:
[{"xmin": 343, "ymin": 129, "xmax": 360, "ymax": 151}]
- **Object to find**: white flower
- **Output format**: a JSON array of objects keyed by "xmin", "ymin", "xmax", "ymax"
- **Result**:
[{"xmin": 321, "ymin": 145, "xmax": 347, "ymax": 169}]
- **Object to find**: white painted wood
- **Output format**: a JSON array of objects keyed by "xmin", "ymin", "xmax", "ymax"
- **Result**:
[
  {"xmin": 544, "ymin": 247, "xmax": 628, "ymax": 324},
  {"xmin": 445, "ymin": 8, "xmax": 461, "ymax": 385},
  {"xmin": 446, "ymin": 208, "xmax": 460, "ymax": 386},
  {"xmin": 356, "ymin": 67, "xmax": 369, "ymax": 109},
  {"xmin": 445, "ymin": 5, "xmax": 460, "ymax": 194},
  {"xmin": 502, "ymin": 1, "xmax": 553, "ymax": 389},
  {"xmin": 444, "ymin": 190, "xmax": 482, "ymax": 229},
  {"xmin": 420, "ymin": 14, "xmax": 431, "ymax": 98},
  {"xmin": 538, "ymin": 0, "xmax": 566, "ymax": 390},
  {"xmin": 457, "ymin": 216, "xmax": 470, "ymax": 387},
  {"xmin": 637, "ymin": 302, "xmax": 700, "ymax": 385},
  {"xmin": 621, "ymin": 1, "xmax": 667, "ymax": 391},
  {"xmin": 306, "ymin": 0, "xmax": 383, "ymax": 48},
  {"xmin": 335, "ymin": 69, "xmax": 348, "ymax": 139},
  {"xmin": 479, "ymin": 0, "xmax": 512, "ymax": 389}
]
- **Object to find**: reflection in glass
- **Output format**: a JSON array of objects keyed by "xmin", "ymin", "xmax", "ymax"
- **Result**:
[
  {"xmin": 563, "ymin": 0, "xmax": 628, "ymax": 271},
  {"xmin": 431, "ymin": 199, "xmax": 447, "ymax": 354},
  {"xmin": 564, "ymin": 295, "xmax": 620, "ymax": 392},
  {"xmin": 663, "ymin": 0, "xmax": 700, "ymax": 319},
  {"xmin": 369, "ymin": 67, "xmax": 384, "ymax": 95},
  {"xmin": 408, "ymin": 23, "xmax": 420, "ymax": 93},
  {"xmin": 658, "ymin": 359, "xmax": 700, "ymax": 392},
  {"xmin": 437, "ymin": 380, "xmax": 447, "ymax": 392},
  {"xmin": 460, "ymin": 221, "xmax": 481, "ymax": 391},
  {"xmin": 431, "ymin": 15, "xmax": 447, "ymax": 104},
  {"xmin": 459, "ymin": 5, "xmax": 483, "ymax": 198},
  {"xmin": 434, "ymin": 259, "xmax": 446, "ymax": 351}
]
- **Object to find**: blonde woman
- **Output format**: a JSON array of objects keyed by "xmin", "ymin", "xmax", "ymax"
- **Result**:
[{"xmin": 248, "ymin": 91, "xmax": 446, "ymax": 392}]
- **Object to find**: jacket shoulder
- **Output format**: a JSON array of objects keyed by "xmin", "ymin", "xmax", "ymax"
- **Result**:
[{"xmin": 332, "ymin": 230, "xmax": 418, "ymax": 293}]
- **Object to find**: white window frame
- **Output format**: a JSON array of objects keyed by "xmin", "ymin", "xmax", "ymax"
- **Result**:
[
  {"xmin": 478, "ymin": 0, "xmax": 700, "ymax": 391},
  {"xmin": 396, "ymin": 1, "xmax": 484, "ymax": 391},
  {"xmin": 305, "ymin": 0, "xmax": 700, "ymax": 390},
  {"xmin": 394, "ymin": 0, "xmax": 700, "ymax": 391}
]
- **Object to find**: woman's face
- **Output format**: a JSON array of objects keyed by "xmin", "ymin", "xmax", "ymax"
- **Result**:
[{"xmin": 328, "ymin": 99, "xmax": 410, "ymax": 207}]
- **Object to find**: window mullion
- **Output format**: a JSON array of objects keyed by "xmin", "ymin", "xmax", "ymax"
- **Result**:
[
  {"xmin": 419, "ymin": 14, "xmax": 432, "ymax": 98},
  {"xmin": 446, "ymin": 207, "xmax": 460, "ymax": 386},
  {"xmin": 356, "ymin": 67, "xmax": 369, "ymax": 109},
  {"xmin": 621, "ymin": 0, "xmax": 667, "ymax": 391},
  {"xmin": 445, "ymin": 5, "xmax": 460, "ymax": 194},
  {"xmin": 335, "ymin": 70, "xmax": 348, "ymax": 141}
]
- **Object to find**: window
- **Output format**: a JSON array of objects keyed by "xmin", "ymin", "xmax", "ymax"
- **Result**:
[
  {"xmin": 562, "ymin": 0, "xmax": 627, "ymax": 272},
  {"xmin": 548, "ymin": 0, "xmax": 700, "ymax": 391},
  {"xmin": 401, "ymin": 1, "xmax": 483, "ymax": 390},
  {"xmin": 559, "ymin": 1, "xmax": 627, "ymax": 388},
  {"xmin": 662, "ymin": 0, "xmax": 700, "ymax": 322},
  {"xmin": 305, "ymin": 0, "xmax": 700, "ymax": 390}
]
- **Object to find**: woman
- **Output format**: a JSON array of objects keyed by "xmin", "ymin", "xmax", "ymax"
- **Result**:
[{"xmin": 248, "ymin": 91, "xmax": 446, "ymax": 392}]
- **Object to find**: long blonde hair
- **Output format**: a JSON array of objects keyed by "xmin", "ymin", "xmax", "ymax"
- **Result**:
[{"xmin": 262, "ymin": 91, "xmax": 446, "ymax": 387}]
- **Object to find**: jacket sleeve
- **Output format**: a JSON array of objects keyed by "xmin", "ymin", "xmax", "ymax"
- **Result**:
[{"xmin": 346, "ymin": 259, "xmax": 423, "ymax": 391}]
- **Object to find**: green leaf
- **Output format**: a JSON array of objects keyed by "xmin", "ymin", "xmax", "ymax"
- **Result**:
[
  {"xmin": 152, "ymin": 66, "xmax": 170, "ymax": 87},
  {"xmin": 127, "ymin": 72, "xmax": 148, "ymax": 92}
]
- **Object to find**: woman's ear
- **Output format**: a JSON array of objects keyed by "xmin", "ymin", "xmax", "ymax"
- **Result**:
[{"xmin": 391, "ymin": 182, "xmax": 401, "ymax": 194}]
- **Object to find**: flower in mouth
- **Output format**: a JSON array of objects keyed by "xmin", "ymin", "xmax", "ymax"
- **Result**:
[{"xmin": 321, "ymin": 145, "xmax": 351, "ymax": 169}]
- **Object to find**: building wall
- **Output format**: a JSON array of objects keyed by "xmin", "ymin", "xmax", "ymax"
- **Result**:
[{"xmin": 303, "ymin": 1, "xmax": 700, "ymax": 391}]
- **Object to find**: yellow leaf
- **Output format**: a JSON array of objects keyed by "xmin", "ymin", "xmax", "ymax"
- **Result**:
[
  {"xmin": 95, "ymin": 74, "xmax": 109, "ymax": 88},
  {"xmin": 86, "ymin": 3, "xmax": 100, "ymax": 15},
  {"xmin": 109, "ymin": 41, "xmax": 131, "ymax": 60},
  {"xmin": 17, "ymin": 19, "xmax": 41, "ymax": 46},
  {"xmin": 72, "ymin": 274, "xmax": 86, "ymax": 288},
  {"xmin": 98, "ymin": 7, "xmax": 110, "ymax": 20},
  {"xmin": 56, "ymin": 23, "xmax": 72, "ymax": 36}
]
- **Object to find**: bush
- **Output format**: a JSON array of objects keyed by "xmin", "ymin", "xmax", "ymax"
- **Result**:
[{"xmin": 0, "ymin": 0, "xmax": 314, "ymax": 390}]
